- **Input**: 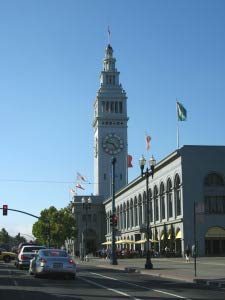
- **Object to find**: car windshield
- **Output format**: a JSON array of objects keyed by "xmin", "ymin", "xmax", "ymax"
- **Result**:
[
  {"xmin": 23, "ymin": 247, "xmax": 45, "ymax": 253},
  {"xmin": 42, "ymin": 250, "xmax": 68, "ymax": 257}
]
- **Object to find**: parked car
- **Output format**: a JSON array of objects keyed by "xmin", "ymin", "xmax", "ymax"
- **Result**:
[
  {"xmin": 29, "ymin": 249, "xmax": 76, "ymax": 279},
  {"xmin": 16, "ymin": 245, "xmax": 46, "ymax": 269},
  {"xmin": 0, "ymin": 248, "xmax": 17, "ymax": 263}
]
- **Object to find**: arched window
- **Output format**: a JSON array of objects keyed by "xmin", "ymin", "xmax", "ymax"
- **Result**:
[
  {"xmin": 119, "ymin": 204, "xmax": 123, "ymax": 230},
  {"xmin": 154, "ymin": 186, "xmax": 159, "ymax": 221},
  {"xmin": 160, "ymin": 182, "xmax": 166, "ymax": 220},
  {"xmin": 123, "ymin": 203, "xmax": 126, "ymax": 229},
  {"xmin": 134, "ymin": 197, "xmax": 138, "ymax": 226},
  {"xmin": 204, "ymin": 173, "xmax": 224, "ymax": 186},
  {"xmin": 167, "ymin": 178, "xmax": 173, "ymax": 218},
  {"xmin": 127, "ymin": 201, "xmax": 130, "ymax": 228},
  {"xmin": 138, "ymin": 194, "xmax": 142, "ymax": 226},
  {"xmin": 130, "ymin": 199, "xmax": 134, "ymax": 228},
  {"xmin": 204, "ymin": 172, "xmax": 225, "ymax": 214},
  {"xmin": 174, "ymin": 174, "xmax": 181, "ymax": 216}
]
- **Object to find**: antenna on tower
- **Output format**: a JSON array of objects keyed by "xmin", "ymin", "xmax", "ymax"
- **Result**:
[{"xmin": 108, "ymin": 26, "xmax": 111, "ymax": 44}]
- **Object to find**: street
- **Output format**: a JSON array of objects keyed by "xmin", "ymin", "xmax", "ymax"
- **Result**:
[{"xmin": 0, "ymin": 260, "xmax": 224, "ymax": 300}]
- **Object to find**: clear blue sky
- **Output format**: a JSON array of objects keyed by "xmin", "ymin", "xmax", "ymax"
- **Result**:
[{"xmin": 0, "ymin": 0, "xmax": 225, "ymax": 238}]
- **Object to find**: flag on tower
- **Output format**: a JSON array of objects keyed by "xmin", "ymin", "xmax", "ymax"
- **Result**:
[
  {"xmin": 127, "ymin": 154, "xmax": 133, "ymax": 168},
  {"xmin": 177, "ymin": 101, "xmax": 187, "ymax": 121},
  {"xmin": 75, "ymin": 183, "xmax": 85, "ymax": 190},
  {"xmin": 76, "ymin": 172, "xmax": 88, "ymax": 182},
  {"xmin": 146, "ymin": 135, "xmax": 151, "ymax": 151}
]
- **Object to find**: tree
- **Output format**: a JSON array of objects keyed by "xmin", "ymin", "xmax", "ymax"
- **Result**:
[
  {"xmin": 0, "ymin": 228, "xmax": 10, "ymax": 249},
  {"xmin": 32, "ymin": 206, "xmax": 76, "ymax": 248}
]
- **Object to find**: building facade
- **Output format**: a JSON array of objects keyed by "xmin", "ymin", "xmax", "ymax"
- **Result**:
[{"xmin": 104, "ymin": 146, "xmax": 225, "ymax": 256}]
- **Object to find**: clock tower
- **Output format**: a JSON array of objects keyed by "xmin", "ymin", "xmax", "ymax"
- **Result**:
[{"xmin": 93, "ymin": 44, "xmax": 128, "ymax": 199}]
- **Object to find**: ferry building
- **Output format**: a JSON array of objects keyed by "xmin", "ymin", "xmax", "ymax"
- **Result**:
[{"xmin": 70, "ymin": 43, "xmax": 225, "ymax": 257}]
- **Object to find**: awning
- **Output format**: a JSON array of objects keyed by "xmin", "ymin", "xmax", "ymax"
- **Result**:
[
  {"xmin": 101, "ymin": 241, "xmax": 111, "ymax": 245},
  {"xmin": 176, "ymin": 230, "xmax": 182, "ymax": 239},
  {"xmin": 160, "ymin": 234, "xmax": 164, "ymax": 240},
  {"xmin": 135, "ymin": 239, "xmax": 159, "ymax": 244},
  {"xmin": 135, "ymin": 239, "xmax": 146, "ymax": 244},
  {"xmin": 205, "ymin": 226, "xmax": 225, "ymax": 238},
  {"xmin": 115, "ymin": 239, "xmax": 135, "ymax": 244}
]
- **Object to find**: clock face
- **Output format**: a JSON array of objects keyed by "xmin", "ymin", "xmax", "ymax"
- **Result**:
[{"xmin": 102, "ymin": 133, "xmax": 124, "ymax": 155}]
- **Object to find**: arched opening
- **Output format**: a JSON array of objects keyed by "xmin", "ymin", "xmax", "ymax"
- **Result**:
[{"xmin": 205, "ymin": 226, "xmax": 225, "ymax": 256}]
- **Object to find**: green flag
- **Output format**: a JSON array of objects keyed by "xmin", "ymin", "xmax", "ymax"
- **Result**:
[{"xmin": 177, "ymin": 101, "xmax": 187, "ymax": 121}]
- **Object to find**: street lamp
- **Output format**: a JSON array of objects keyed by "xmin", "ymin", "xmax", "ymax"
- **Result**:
[
  {"xmin": 139, "ymin": 154, "xmax": 156, "ymax": 269},
  {"xmin": 82, "ymin": 197, "xmax": 92, "ymax": 260}
]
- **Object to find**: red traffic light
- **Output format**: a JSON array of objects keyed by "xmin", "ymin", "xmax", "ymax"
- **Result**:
[
  {"xmin": 3, "ymin": 205, "xmax": 8, "ymax": 216},
  {"xmin": 113, "ymin": 215, "xmax": 118, "ymax": 227}
]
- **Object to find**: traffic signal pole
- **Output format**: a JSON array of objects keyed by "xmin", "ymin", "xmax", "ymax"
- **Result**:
[
  {"xmin": 110, "ymin": 157, "xmax": 118, "ymax": 265},
  {"xmin": 0, "ymin": 207, "xmax": 50, "ymax": 247}
]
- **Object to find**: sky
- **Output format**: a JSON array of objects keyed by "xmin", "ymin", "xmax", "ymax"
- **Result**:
[{"xmin": 0, "ymin": 0, "xmax": 225, "ymax": 238}]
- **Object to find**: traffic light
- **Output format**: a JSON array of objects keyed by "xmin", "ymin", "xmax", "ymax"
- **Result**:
[
  {"xmin": 3, "ymin": 205, "xmax": 8, "ymax": 216},
  {"xmin": 110, "ymin": 214, "xmax": 118, "ymax": 227},
  {"xmin": 110, "ymin": 214, "xmax": 113, "ymax": 226},
  {"xmin": 113, "ymin": 215, "xmax": 118, "ymax": 227}
]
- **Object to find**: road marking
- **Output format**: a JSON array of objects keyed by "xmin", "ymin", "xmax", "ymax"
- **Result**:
[
  {"xmin": 80, "ymin": 276, "xmax": 142, "ymax": 300},
  {"xmin": 89, "ymin": 272, "xmax": 192, "ymax": 300}
]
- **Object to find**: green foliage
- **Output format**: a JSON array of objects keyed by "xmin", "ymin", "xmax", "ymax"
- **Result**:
[
  {"xmin": 32, "ymin": 206, "xmax": 76, "ymax": 248},
  {"xmin": 0, "ymin": 229, "xmax": 27, "ymax": 250}
]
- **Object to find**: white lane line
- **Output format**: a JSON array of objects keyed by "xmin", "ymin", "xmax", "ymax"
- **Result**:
[
  {"xmin": 90, "ymin": 272, "xmax": 192, "ymax": 300},
  {"xmin": 80, "ymin": 276, "xmax": 142, "ymax": 300}
]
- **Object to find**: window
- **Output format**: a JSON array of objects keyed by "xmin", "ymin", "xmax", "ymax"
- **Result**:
[
  {"xmin": 205, "ymin": 173, "xmax": 224, "ymax": 186},
  {"xmin": 154, "ymin": 186, "xmax": 159, "ymax": 221},
  {"xmin": 119, "ymin": 102, "xmax": 123, "ymax": 113},
  {"xmin": 204, "ymin": 173, "xmax": 225, "ymax": 214},
  {"xmin": 138, "ymin": 194, "xmax": 142, "ymax": 226},
  {"xmin": 175, "ymin": 174, "xmax": 181, "ymax": 216},
  {"xmin": 167, "ymin": 178, "xmax": 173, "ymax": 218},
  {"xmin": 160, "ymin": 182, "xmax": 165, "ymax": 220}
]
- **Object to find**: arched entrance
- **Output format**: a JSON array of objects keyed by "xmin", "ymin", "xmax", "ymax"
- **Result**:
[
  {"xmin": 205, "ymin": 226, "xmax": 225, "ymax": 256},
  {"xmin": 87, "ymin": 229, "xmax": 97, "ymax": 255}
]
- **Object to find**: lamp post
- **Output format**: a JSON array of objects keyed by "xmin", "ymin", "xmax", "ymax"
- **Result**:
[
  {"xmin": 139, "ymin": 154, "xmax": 156, "ymax": 269},
  {"xmin": 110, "ymin": 157, "xmax": 118, "ymax": 265},
  {"xmin": 82, "ymin": 197, "xmax": 92, "ymax": 260}
]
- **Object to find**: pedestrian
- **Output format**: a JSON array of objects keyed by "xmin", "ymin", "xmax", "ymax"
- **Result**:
[{"xmin": 185, "ymin": 246, "xmax": 191, "ymax": 262}]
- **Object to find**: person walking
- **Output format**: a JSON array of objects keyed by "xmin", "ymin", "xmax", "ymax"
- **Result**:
[{"xmin": 185, "ymin": 246, "xmax": 191, "ymax": 262}]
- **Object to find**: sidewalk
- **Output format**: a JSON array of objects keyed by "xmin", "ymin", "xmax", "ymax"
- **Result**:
[{"xmin": 78, "ymin": 256, "xmax": 225, "ymax": 288}]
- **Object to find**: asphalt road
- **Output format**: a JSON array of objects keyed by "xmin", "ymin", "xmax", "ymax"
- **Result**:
[{"xmin": 0, "ymin": 261, "xmax": 224, "ymax": 300}]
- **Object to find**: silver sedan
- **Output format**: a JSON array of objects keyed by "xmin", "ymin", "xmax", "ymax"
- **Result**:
[{"xmin": 29, "ymin": 249, "xmax": 76, "ymax": 279}]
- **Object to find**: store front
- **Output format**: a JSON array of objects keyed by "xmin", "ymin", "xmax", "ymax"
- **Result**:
[{"xmin": 205, "ymin": 226, "xmax": 225, "ymax": 256}]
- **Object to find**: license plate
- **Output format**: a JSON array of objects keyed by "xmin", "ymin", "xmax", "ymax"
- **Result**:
[{"xmin": 53, "ymin": 263, "xmax": 63, "ymax": 268}]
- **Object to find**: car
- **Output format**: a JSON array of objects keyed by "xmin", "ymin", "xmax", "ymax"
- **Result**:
[
  {"xmin": 29, "ymin": 249, "xmax": 76, "ymax": 279},
  {"xmin": 0, "ymin": 249, "xmax": 17, "ymax": 263},
  {"xmin": 16, "ymin": 245, "xmax": 46, "ymax": 269}
]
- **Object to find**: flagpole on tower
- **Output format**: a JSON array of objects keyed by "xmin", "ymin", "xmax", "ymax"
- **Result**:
[
  {"xmin": 108, "ymin": 26, "xmax": 111, "ymax": 44},
  {"xmin": 176, "ymin": 101, "xmax": 180, "ymax": 149}
]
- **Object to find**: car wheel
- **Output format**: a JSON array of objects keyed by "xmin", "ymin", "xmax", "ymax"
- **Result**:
[{"xmin": 4, "ymin": 256, "xmax": 11, "ymax": 263}]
